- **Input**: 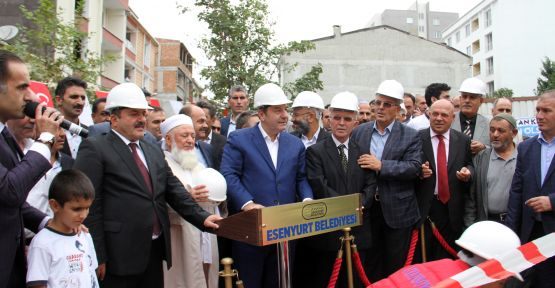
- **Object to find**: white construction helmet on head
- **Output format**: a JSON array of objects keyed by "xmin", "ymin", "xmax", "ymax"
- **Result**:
[
  {"xmin": 376, "ymin": 80, "xmax": 404, "ymax": 100},
  {"xmin": 330, "ymin": 91, "xmax": 359, "ymax": 112},
  {"xmin": 459, "ymin": 77, "xmax": 487, "ymax": 95},
  {"xmin": 456, "ymin": 221, "xmax": 523, "ymax": 280},
  {"xmin": 292, "ymin": 91, "xmax": 325, "ymax": 110},
  {"xmin": 193, "ymin": 168, "xmax": 227, "ymax": 202},
  {"xmin": 105, "ymin": 83, "xmax": 151, "ymax": 111},
  {"xmin": 253, "ymin": 83, "xmax": 292, "ymax": 108}
]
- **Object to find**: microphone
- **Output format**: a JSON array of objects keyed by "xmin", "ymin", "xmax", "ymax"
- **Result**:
[{"xmin": 24, "ymin": 101, "xmax": 89, "ymax": 138}]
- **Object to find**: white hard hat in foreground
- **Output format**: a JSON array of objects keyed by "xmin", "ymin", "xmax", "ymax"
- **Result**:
[
  {"xmin": 292, "ymin": 91, "xmax": 325, "ymax": 110},
  {"xmin": 254, "ymin": 83, "xmax": 292, "ymax": 108},
  {"xmin": 330, "ymin": 91, "xmax": 359, "ymax": 112},
  {"xmin": 376, "ymin": 80, "xmax": 404, "ymax": 100},
  {"xmin": 106, "ymin": 83, "xmax": 151, "ymax": 111},
  {"xmin": 193, "ymin": 168, "xmax": 227, "ymax": 202},
  {"xmin": 459, "ymin": 77, "xmax": 487, "ymax": 95}
]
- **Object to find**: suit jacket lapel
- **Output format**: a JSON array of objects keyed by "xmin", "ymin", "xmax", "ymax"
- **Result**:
[
  {"xmin": 347, "ymin": 140, "xmax": 360, "ymax": 187},
  {"xmin": 276, "ymin": 132, "xmax": 289, "ymax": 173},
  {"xmin": 422, "ymin": 131, "xmax": 436, "ymax": 172},
  {"xmin": 474, "ymin": 115, "xmax": 488, "ymax": 142},
  {"xmin": 324, "ymin": 138, "xmax": 345, "ymax": 183},
  {"xmin": 0, "ymin": 138, "xmax": 18, "ymax": 167},
  {"xmin": 108, "ymin": 132, "xmax": 151, "ymax": 196},
  {"xmin": 197, "ymin": 142, "xmax": 213, "ymax": 168},
  {"xmin": 141, "ymin": 140, "xmax": 158, "ymax": 195},
  {"xmin": 532, "ymin": 139, "xmax": 542, "ymax": 190},
  {"xmin": 252, "ymin": 126, "xmax": 276, "ymax": 172},
  {"xmin": 382, "ymin": 121, "xmax": 400, "ymax": 160},
  {"xmin": 447, "ymin": 130, "xmax": 458, "ymax": 172}
]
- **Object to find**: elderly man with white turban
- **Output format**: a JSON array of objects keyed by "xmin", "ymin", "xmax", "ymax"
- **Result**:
[{"xmin": 161, "ymin": 114, "xmax": 226, "ymax": 288}]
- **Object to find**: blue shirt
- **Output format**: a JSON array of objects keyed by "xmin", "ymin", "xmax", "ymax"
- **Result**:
[
  {"xmin": 370, "ymin": 121, "xmax": 395, "ymax": 160},
  {"xmin": 538, "ymin": 134, "xmax": 555, "ymax": 186},
  {"xmin": 195, "ymin": 142, "xmax": 208, "ymax": 168}
]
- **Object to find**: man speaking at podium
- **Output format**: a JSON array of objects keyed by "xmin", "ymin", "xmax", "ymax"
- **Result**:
[{"xmin": 221, "ymin": 83, "xmax": 313, "ymax": 288}]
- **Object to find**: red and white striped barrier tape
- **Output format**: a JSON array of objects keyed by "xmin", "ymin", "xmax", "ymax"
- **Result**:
[{"xmin": 433, "ymin": 232, "xmax": 555, "ymax": 287}]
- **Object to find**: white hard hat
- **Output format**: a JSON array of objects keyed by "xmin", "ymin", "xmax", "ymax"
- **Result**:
[
  {"xmin": 459, "ymin": 77, "xmax": 487, "ymax": 95},
  {"xmin": 330, "ymin": 91, "xmax": 359, "ymax": 112},
  {"xmin": 105, "ymin": 83, "xmax": 151, "ymax": 111},
  {"xmin": 193, "ymin": 168, "xmax": 227, "ymax": 202},
  {"xmin": 456, "ymin": 221, "xmax": 523, "ymax": 280},
  {"xmin": 292, "ymin": 91, "xmax": 325, "ymax": 110},
  {"xmin": 376, "ymin": 80, "xmax": 404, "ymax": 100},
  {"xmin": 253, "ymin": 83, "xmax": 292, "ymax": 108}
]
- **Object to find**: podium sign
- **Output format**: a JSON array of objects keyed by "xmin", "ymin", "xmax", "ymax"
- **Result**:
[{"xmin": 214, "ymin": 194, "xmax": 362, "ymax": 246}]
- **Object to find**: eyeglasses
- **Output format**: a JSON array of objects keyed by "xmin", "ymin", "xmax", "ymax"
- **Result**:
[
  {"xmin": 332, "ymin": 115, "xmax": 355, "ymax": 122},
  {"xmin": 374, "ymin": 100, "xmax": 398, "ymax": 108}
]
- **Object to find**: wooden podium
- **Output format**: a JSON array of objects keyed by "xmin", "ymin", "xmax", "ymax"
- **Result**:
[{"xmin": 213, "ymin": 194, "xmax": 363, "ymax": 288}]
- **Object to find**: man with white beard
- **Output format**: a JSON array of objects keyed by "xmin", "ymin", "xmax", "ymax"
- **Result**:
[{"xmin": 160, "ymin": 114, "xmax": 220, "ymax": 288}]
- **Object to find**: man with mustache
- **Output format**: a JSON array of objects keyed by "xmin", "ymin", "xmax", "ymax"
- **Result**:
[
  {"xmin": 74, "ymin": 82, "xmax": 221, "ymax": 288},
  {"xmin": 160, "ymin": 114, "xmax": 221, "ymax": 288},
  {"xmin": 55, "ymin": 76, "xmax": 88, "ymax": 158},
  {"xmin": 451, "ymin": 78, "xmax": 490, "ymax": 155},
  {"xmin": 146, "ymin": 106, "xmax": 166, "ymax": 142},
  {"xmin": 358, "ymin": 100, "xmax": 372, "ymax": 124},
  {"xmin": 221, "ymin": 85, "xmax": 249, "ymax": 137},
  {"xmin": 466, "ymin": 114, "xmax": 518, "ymax": 226},
  {"xmin": 290, "ymin": 91, "xmax": 329, "ymax": 148}
]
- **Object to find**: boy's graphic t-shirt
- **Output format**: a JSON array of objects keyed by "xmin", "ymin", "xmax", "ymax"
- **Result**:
[{"xmin": 27, "ymin": 227, "xmax": 99, "ymax": 288}]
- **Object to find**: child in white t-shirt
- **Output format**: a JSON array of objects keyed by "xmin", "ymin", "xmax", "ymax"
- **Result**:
[{"xmin": 26, "ymin": 169, "xmax": 99, "ymax": 288}]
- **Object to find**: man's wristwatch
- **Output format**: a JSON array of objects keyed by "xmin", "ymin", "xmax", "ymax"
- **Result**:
[{"xmin": 37, "ymin": 132, "xmax": 55, "ymax": 147}]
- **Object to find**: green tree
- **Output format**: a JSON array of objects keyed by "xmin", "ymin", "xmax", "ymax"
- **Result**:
[
  {"xmin": 4, "ymin": 0, "xmax": 114, "ymax": 96},
  {"xmin": 187, "ymin": 0, "xmax": 321, "ymax": 102},
  {"xmin": 536, "ymin": 57, "xmax": 555, "ymax": 95},
  {"xmin": 283, "ymin": 63, "xmax": 324, "ymax": 99},
  {"xmin": 492, "ymin": 88, "xmax": 514, "ymax": 98}
]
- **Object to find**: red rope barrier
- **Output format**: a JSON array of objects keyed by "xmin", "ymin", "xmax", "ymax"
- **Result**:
[
  {"xmin": 327, "ymin": 250, "xmax": 344, "ymax": 288},
  {"xmin": 351, "ymin": 246, "xmax": 372, "ymax": 287},
  {"xmin": 404, "ymin": 228, "xmax": 419, "ymax": 266},
  {"xmin": 430, "ymin": 221, "xmax": 458, "ymax": 258}
]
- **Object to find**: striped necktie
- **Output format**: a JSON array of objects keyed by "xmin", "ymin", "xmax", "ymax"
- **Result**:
[
  {"xmin": 463, "ymin": 120, "xmax": 472, "ymax": 138},
  {"xmin": 338, "ymin": 144, "xmax": 348, "ymax": 173}
]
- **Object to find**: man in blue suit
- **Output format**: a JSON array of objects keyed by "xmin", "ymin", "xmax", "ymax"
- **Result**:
[
  {"xmin": 220, "ymin": 85, "xmax": 249, "ymax": 137},
  {"xmin": 506, "ymin": 90, "xmax": 555, "ymax": 288},
  {"xmin": 351, "ymin": 80, "xmax": 422, "ymax": 280},
  {"xmin": 221, "ymin": 83, "xmax": 313, "ymax": 288}
]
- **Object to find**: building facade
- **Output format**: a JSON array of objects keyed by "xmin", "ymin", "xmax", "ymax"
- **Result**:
[
  {"xmin": 368, "ymin": 1, "xmax": 458, "ymax": 43},
  {"xmin": 442, "ymin": 0, "xmax": 555, "ymax": 96},
  {"xmin": 279, "ymin": 25, "xmax": 471, "ymax": 104}
]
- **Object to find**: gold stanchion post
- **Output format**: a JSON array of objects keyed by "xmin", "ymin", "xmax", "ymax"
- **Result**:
[
  {"xmin": 220, "ymin": 258, "xmax": 235, "ymax": 288},
  {"xmin": 420, "ymin": 224, "xmax": 427, "ymax": 263},
  {"xmin": 343, "ymin": 228, "xmax": 354, "ymax": 288}
]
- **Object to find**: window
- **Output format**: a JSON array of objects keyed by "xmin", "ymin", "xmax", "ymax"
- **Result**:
[
  {"xmin": 485, "ymin": 9, "xmax": 492, "ymax": 27},
  {"xmin": 486, "ymin": 33, "xmax": 493, "ymax": 51},
  {"xmin": 143, "ymin": 41, "xmax": 151, "ymax": 66},
  {"xmin": 465, "ymin": 24, "xmax": 471, "ymax": 36},
  {"xmin": 433, "ymin": 31, "xmax": 441, "ymax": 38},
  {"xmin": 455, "ymin": 31, "xmax": 460, "ymax": 43},
  {"xmin": 466, "ymin": 46, "xmax": 471, "ymax": 55},
  {"xmin": 418, "ymin": 26, "xmax": 424, "ymax": 32},
  {"xmin": 432, "ymin": 19, "xmax": 440, "ymax": 26},
  {"xmin": 447, "ymin": 38, "xmax": 452, "ymax": 46},
  {"xmin": 143, "ymin": 74, "xmax": 150, "ymax": 91},
  {"xmin": 487, "ymin": 81, "xmax": 494, "ymax": 95},
  {"xmin": 472, "ymin": 40, "xmax": 481, "ymax": 54},
  {"xmin": 473, "ymin": 62, "xmax": 481, "ymax": 76},
  {"xmin": 486, "ymin": 57, "xmax": 494, "ymax": 75},
  {"xmin": 471, "ymin": 18, "xmax": 480, "ymax": 32},
  {"xmin": 406, "ymin": 17, "xmax": 414, "ymax": 24}
]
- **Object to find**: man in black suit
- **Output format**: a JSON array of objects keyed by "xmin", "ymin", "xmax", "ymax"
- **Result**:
[
  {"xmin": 74, "ymin": 82, "xmax": 221, "ymax": 288},
  {"xmin": 417, "ymin": 99, "xmax": 473, "ymax": 262},
  {"xmin": 351, "ymin": 80, "xmax": 422, "ymax": 280},
  {"xmin": 0, "ymin": 50, "xmax": 62, "ymax": 288},
  {"xmin": 290, "ymin": 91, "xmax": 330, "ymax": 148},
  {"xmin": 55, "ymin": 77, "xmax": 88, "ymax": 158},
  {"xmin": 298, "ymin": 92, "xmax": 376, "ymax": 288},
  {"xmin": 195, "ymin": 100, "xmax": 227, "ymax": 171}
]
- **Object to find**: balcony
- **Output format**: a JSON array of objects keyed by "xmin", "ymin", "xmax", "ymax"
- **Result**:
[{"xmin": 102, "ymin": 27, "xmax": 123, "ymax": 52}]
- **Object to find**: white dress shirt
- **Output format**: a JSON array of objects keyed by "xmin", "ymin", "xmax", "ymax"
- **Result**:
[{"xmin": 331, "ymin": 134, "xmax": 349, "ymax": 161}]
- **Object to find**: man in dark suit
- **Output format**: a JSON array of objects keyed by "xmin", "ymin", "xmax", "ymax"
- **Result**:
[
  {"xmin": 220, "ymin": 85, "xmax": 249, "ymax": 136},
  {"xmin": 506, "ymin": 90, "xmax": 555, "ymax": 288},
  {"xmin": 290, "ymin": 91, "xmax": 330, "ymax": 148},
  {"xmin": 74, "ymin": 82, "xmax": 221, "ymax": 288},
  {"xmin": 298, "ymin": 92, "xmax": 376, "ymax": 288},
  {"xmin": 54, "ymin": 77, "xmax": 88, "ymax": 158},
  {"xmin": 417, "ymin": 99, "xmax": 473, "ymax": 262},
  {"xmin": 0, "ymin": 50, "xmax": 62, "ymax": 288},
  {"xmin": 221, "ymin": 83, "xmax": 313, "ymax": 288},
  {"xmin": 351, "ymin": 80, "xmax": 422, "ymax": 280},
  {"xmin": 196, "ymin": 100, "xmax": 227, "ymax": 169}
]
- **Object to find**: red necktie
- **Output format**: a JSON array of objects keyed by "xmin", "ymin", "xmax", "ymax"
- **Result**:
[
  {"xmin": 129, "ymin": 143, "xmax": 161, "ymax": 236},
  {"xmin": 436, "ymin": 135, "xmax": 450, "ymax": 204}
]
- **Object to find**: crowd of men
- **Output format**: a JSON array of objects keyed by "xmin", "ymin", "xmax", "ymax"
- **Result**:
[{"xmin": 2, "ymin": 48, "xmax": 555, "ymax": 288}]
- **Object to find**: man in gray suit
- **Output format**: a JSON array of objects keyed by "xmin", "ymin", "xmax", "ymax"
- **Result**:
[
  {"xmin": 451, "ymin": 77, "xmax": 490, "ymax": 155},
  {"xmin": 352, "ymin": 80, "xmax": 422, "ymax": 280}
]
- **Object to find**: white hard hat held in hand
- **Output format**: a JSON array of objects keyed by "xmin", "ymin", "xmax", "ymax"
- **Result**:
[{"xmin": 194, "ymin": 168, "xmax": 227, "ymax": 203}]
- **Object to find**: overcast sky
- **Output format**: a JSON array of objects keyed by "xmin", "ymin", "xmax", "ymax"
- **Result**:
[{"xmin": 129, "ymin": 0, "xmax": 482, "ymax": 86}]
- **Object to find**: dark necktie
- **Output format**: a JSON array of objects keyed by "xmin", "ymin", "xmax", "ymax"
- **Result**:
[
  {"xmin": 129, "ymin": 143, "xmax": 161, "ymax": 236},
  {"xmin": 338, "ymin": 144, "xmax": 348, "ymax": 173},
  {"xmin": 436, "ymin": 135, "xmax": 450, "ymax": 204},
  {"xmin": 2, "ymin": 127, "xmax": 23, "ymax": 160},
  {"xmin": 463, "ymin": 120, "xmax": 472, "ymax": 138}
]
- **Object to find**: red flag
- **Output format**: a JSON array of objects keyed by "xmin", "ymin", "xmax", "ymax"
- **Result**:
[
  {"xmin": 95, "ymin": 90, "xmax": 109, "ymax": 98},
  {"xmin": 149, "ymin": 98, "xmax": 161, "ymax": 107},
  {"xmin": 29, "ymin": 81, "xmax": 54, "ymax": 107}
]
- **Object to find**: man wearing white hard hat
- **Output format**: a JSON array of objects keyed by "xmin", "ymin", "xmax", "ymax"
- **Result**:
[
  {"xmin": 220, "ymin": 83, "xmax": 313, "ymax": 288},
  {"xmin": 74, "ymin": 82, "xmax": 222, "ymax": 288},
  {"xmin": 451, "ymin": 77, "xmax": 490, "ymax": 155},
  {"xmin": 351, "ymin": 80, "xmax": 422, "ymax": 280},
  {"xmin": 160, "ymin": 114, "xmax": 223, "ymax": 288},
  {"xmin": 290, "ymin": 91, "xmax": 329, "ymax": 148},
  {"xmin": 296, "ymin": 91, "xmax": 377, "ymax": 288}
]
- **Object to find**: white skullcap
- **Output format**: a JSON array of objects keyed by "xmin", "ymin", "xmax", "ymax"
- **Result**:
[{"xmin": 161, "ymin": 114, "xmax": 193, "ymax": 138}]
